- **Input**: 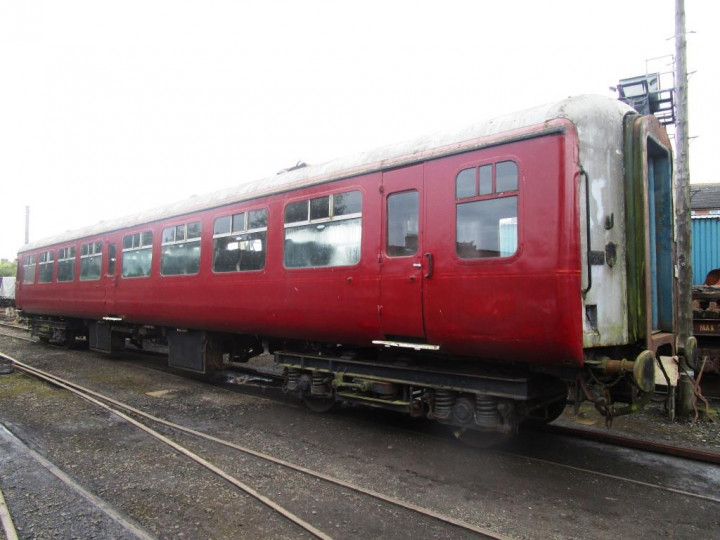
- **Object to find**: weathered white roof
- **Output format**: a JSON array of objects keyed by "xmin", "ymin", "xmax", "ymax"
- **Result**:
[{"xmin": 20, "ymin": 94, "xmax": 635, "ymax": 253}]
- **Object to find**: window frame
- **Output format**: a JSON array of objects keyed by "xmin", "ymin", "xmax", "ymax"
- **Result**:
[
  {"xmin": 212, "ymin": 207, "xmax": 269, "ymax": 274},
  {"xmin": 160, "ymin": 221, "xmax": 202, "ymax": 277},
  {"xmin": 37, "ymin": 250, "xmax": 55, "ymax": 283},
  {"xmin": 79, "ymin": 241, "xmax": 103, "ymax": 281},
  {"xmin": 283, "ymin": 190, "xmax": 363, "ymax": 270},
  {"xmin": 385, "ymin": 189, "xmax": 420, "ymax": 258},
  {"xmin": 107, "ymin": 244, "xmax": 116, "ymax": 276},
  {"xmin": 284, "ymin": 191, "xmax": 362, "ymax": 229},
  {"xmin": 22, "ymin": 254, "xmax": 37, "ymax": 285},
  {"xmin": 57, "ymin": 246, "xmax": 76, "ymax": 283},
  {"xmin": 454, "ymin": 159, "xmax": 520, "ymax": 261},
  {"xmin": 121, "ymin": 231, "xmax": 154, "ymax": 279}
]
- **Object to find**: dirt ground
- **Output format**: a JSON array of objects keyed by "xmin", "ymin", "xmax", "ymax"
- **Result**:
[
  {"xmin": 0, "ymin": 325, "xmax": 718, "ymax": 539},
  {"xmin": 554, "ymin": 388, "xmax": 720, "ymax": 451}
]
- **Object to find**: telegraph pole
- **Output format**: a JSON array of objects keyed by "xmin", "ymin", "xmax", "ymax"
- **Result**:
[{"xmin": 674, "ymin": 0, "xmax": 694, "ymax": 416}]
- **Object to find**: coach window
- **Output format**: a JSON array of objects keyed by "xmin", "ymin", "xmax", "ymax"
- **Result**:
[
  {"xmin": 387, "ymin": 191, "xmax": 419, "ymax": 256},
  {"xmin": 58, "ymin": 247, "xmax": 76, "ymax": 282},
  {"xmin": 38, "ymin": 251, "xmax": 54, "ymax": 283},
  {"xmin": 161, "ymin": 221, "xmax": 201, "ymax": 276},
  {"xmin": 213, "ymin": 209, "xmax": 267, "ymax": 273},
  {"xmin": 107, "ymin": 244, "xmax": 116, "ymax": 276},
  {"xmin": 456, "ymin": 160, "xmax": 519, "ymax": 259},
  {"xmin": 310, "ymin": 196, "xmax": 330, "ymax": 220},
  {"xmin": 284, "ymin": 190, "xmax": 362, "ymax": 268},
  {"xmin": 479, "ymin": 164, "xmax": 493, "ymax": 195},
  {"xmin": 285, "ymin": 200, "xmax": 308, "ymax": 223},
  {"xmin": 455, "ymin": 168, "xmax": 475, "ymax": 199},
  {"xmin": 80, "ymin": 241, "xmax": 102, "ymax": 280},
  {"xmin": 22, "ymin": 255, "xmax": 36, "ymax": 284},
  {"xmin": 496, "ymin": 161, "xmax": 518, "ymax": 192},
  {"xmin": 122, "ymin": 232, "xmax": 153, "ymax": 278}
]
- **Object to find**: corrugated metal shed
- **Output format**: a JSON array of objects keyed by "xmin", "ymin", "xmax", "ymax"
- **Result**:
[{"xmin": 692, "ymin": 216, "xmax": 720, "ymax": 284}]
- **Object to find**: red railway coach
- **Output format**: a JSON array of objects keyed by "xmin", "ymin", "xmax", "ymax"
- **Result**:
[{"xmin": 16, "ymin": 95, "xmax": 690, "ymax": 438}]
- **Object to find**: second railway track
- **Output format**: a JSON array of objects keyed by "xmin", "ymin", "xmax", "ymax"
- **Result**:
[
  {"xmin": 0, "ymin": 348, "xmax": 509, "ymax": 540},
  {"xmin": 1, "ymin": 330, "xmax": 720, "ymax": 537},
  {"xmin": 533, "ymin": 423, "xmax": 720, "ymax": 465}
]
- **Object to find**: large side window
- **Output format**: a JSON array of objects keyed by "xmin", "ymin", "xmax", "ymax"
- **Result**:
[
  {"xmin": 162, "ymin": 221, "xmax": 201, "ymax": 276},
  {"xmin": 57, "ymin": 247, "xmax": 76, "ymax": 282},
  {"xmin": 80, "ymin": 241, "xmax": 102, "ymax": 281},
  {"xmin": 22, "ymin": 255, "xmax": 36, "ymax": 284},
  {"xmin": 455, "ymin": 160, "xmax": 519, "ymax": 259},
  {"xmin": 284, "ymin": 190, "xmax": 362, "ymax": 268},
  {"xmin": 386, "ymin": 191, "xmax": 419, "ymax": 257},
  {"xmin": 38, "ymin": 251, "xmax": 54, "ymax": 283},
  {"xmin": 213, "ymin": 209, "xmax": 267, "ymax": 273},
  {"xmin": 122, "ymin": 232, "xmax": 153, "ymax": 278}
]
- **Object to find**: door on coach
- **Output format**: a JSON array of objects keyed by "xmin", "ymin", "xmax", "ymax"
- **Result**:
[
  {"xmin": 378, "ymin": 164, "xmax": 426, "ymax": 341},
  {"xmin": 421, "ymin": 133, "xmax": 579, "ymax": 361}
]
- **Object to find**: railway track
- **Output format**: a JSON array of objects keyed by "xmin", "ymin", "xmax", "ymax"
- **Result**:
[
  {"xmin": 533, "ymin": 423, "xmax": 720, "ymax": 465},
  {"xmin": 0, "ymin": 348, "xmax": 509, "ymax": 540},
  {"xmin": 0, "ymin": 422, "xmax": 155, "ymax": 540},
  {"xmin": 0, "ymin": 321, "xmax": 25, "ymax": 331},
  {"xmin": 2, "ymin": 328, "xmax": 719, "ymax": 509},
  {"xmin": 3, "ymin": 325, "xmax": 718, "ymax": 463},
  {"xmin": 497, "ymin": 447, "xmax": 720, "ymax": 506},
  {"xmin": 0, "ymin": 481, "xmax": 18, "ymax": 540}
]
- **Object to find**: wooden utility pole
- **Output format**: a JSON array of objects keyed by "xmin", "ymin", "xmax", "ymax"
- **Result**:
[{"xmin": 674, "ymin": 0, "xmax": 694, "ymax": 416}]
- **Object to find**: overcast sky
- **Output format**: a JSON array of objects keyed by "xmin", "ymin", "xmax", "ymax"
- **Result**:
[{"xmin": 1, "ymin": 1, "xmax": 717, "ymax": 261}]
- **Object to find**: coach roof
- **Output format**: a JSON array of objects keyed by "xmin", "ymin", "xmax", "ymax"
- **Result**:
[{"xmin": 20, "ymin": 94, "xmax": 634, "ymax": 253}]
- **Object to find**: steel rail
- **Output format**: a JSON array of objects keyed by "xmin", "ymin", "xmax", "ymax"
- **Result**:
[
  {"xmin": 0, "ymin": 325, "xmax": 28, "ymax": 335},
  {"xmin": 0, "ymin": 351, "xmax": 332, "ymax": 540},
  {"xmin": 0, "ymin": 350, "xmax": 511, "ymax": 540},
  {"xmin": 0, "ymin": 482, "xmax": 18, "ymax": 540},
  {"xmin": 535, "ymin": 423, "xmax": 720, "ymax": 465},
  {"xmin": 0, "ymin": 423, "xmax": 155, "ymax": 540},
  {"xmin": 498, "ymin": 450, "xmax": 720, "ymax": 505}
]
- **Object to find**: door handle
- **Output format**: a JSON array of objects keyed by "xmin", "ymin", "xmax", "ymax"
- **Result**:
[
  {"xmin": 412, "ymin": 263, "xmax": 422, "ymax": 268},
  {"xmin": 424, "ymin": 253, "xmax": 434, "ymax": 279}
]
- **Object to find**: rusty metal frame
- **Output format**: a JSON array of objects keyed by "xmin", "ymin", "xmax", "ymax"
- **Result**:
[{"xmin": 632, "ymin": 114, "xmax": 677, "ymax": 356}]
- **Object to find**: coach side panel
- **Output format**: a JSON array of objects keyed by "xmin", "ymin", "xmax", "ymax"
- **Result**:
[
  {"xmin": 423, "ymin": 128, "xmax": 584, "ymax": 365},
  {"xmin": 16, "ymin": 241, "xmax": 106, "ymax": 319},
  {"xmin": 16, "ymin": 127, "xmax": 583, "ymax": 363},
  {"xmin": 104, "ymin": 174, "xmax": 383, "ymax": 345}
]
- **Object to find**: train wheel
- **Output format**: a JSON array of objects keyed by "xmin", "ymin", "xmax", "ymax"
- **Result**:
[{"xmin": 303, "ymin": 395, "xmax": 335, "ymax": 413}]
